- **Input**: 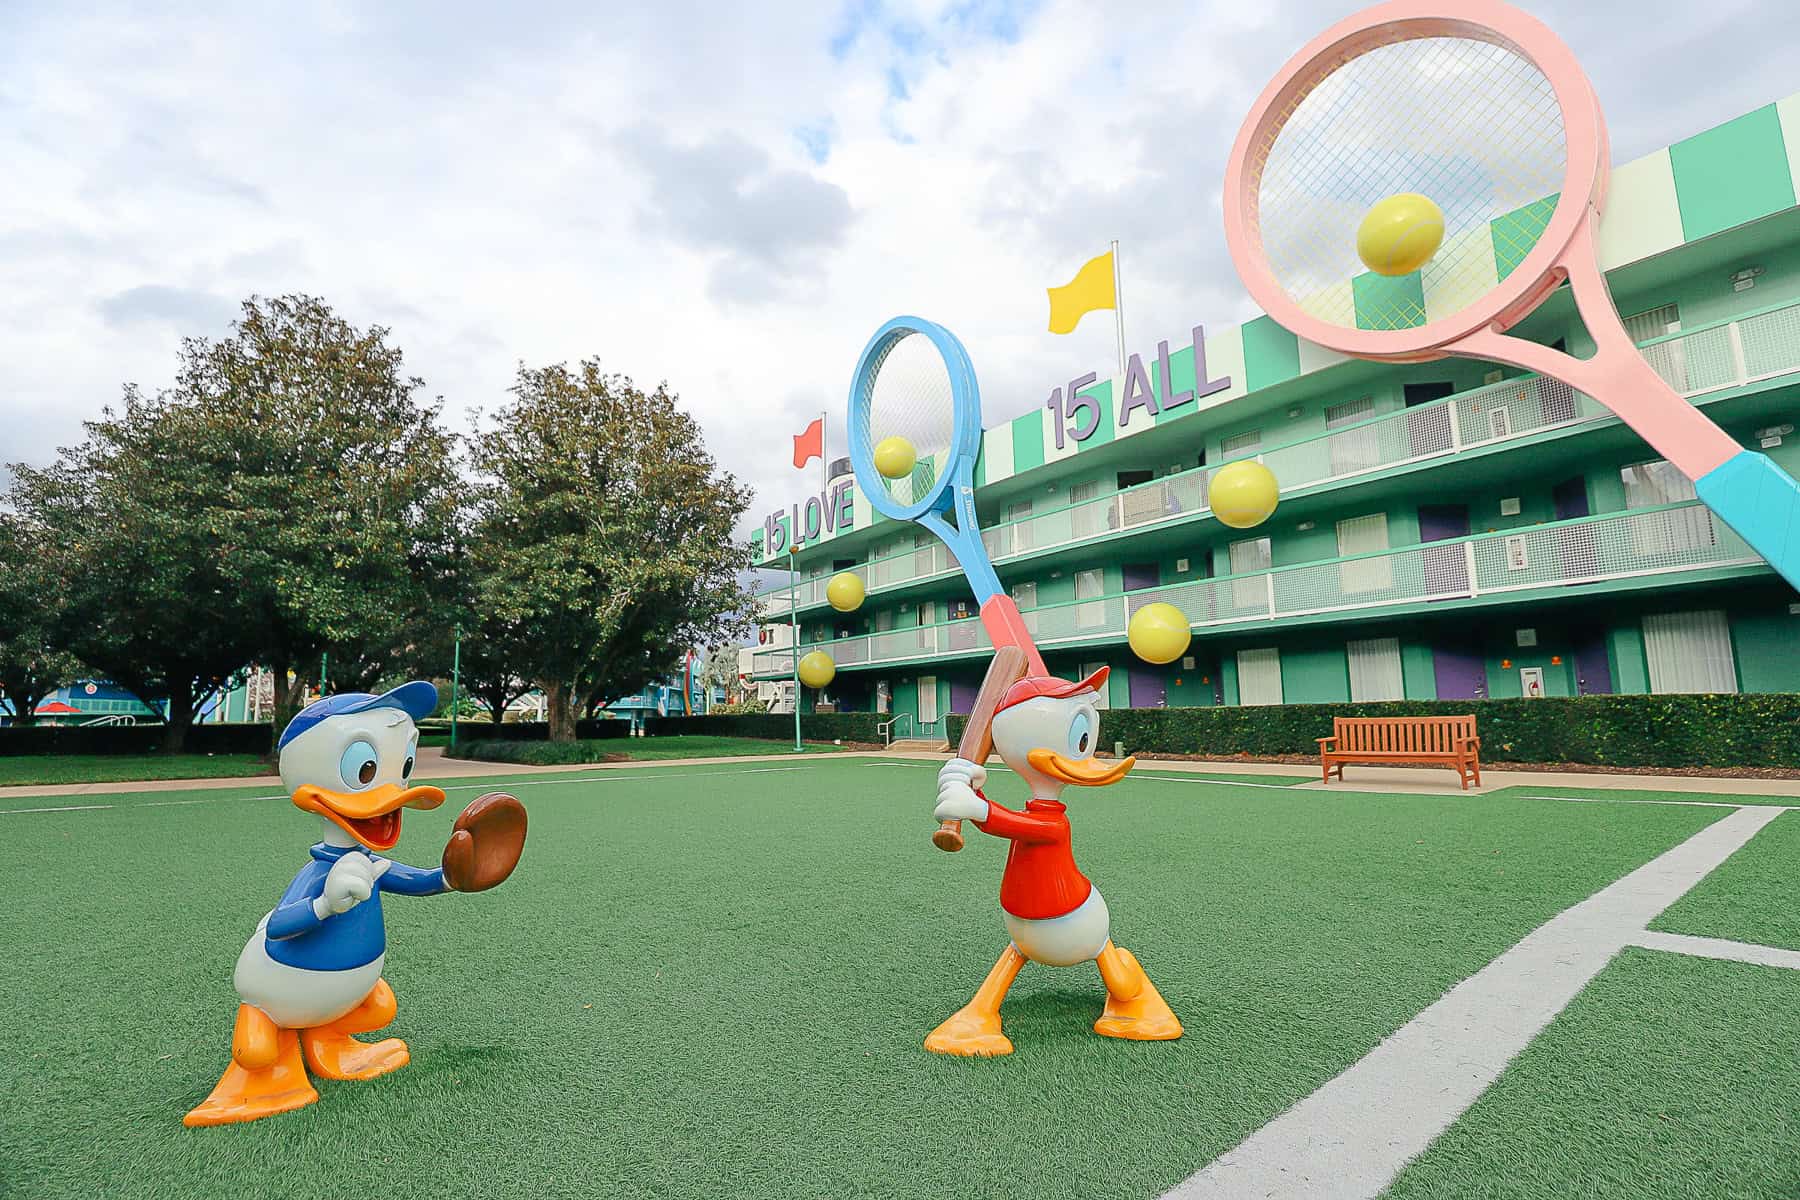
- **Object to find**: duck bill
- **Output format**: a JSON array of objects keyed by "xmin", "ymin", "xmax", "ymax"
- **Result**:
[
  {"xmin": 1025, "ymin": 748, "xmax": 1136, "ymax": 787},
  {"xmin": 291, "ymin": 783, "xmax": 447, "ymax": 852}
]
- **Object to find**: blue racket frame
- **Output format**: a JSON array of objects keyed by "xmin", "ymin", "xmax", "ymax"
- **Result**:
[{"xmin": 848, "ymin": 316, "xmax": 1003, "ymax": 604}]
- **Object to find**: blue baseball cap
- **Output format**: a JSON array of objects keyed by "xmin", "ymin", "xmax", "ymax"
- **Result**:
[{"xmin": 278, "ymin": 680, "xmax": 439, "ymax": 750}]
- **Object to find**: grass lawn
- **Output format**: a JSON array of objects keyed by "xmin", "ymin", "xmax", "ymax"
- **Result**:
[
  {"xmin": 0, "ymin": 752, "xmax": 271, "ymax": 788},
  {"xmin": 0, "ymin": 760, "xmax": 1726, "ymax": 1199},
  {"xmin": 1650, "ymin": 809, "xmax": 1800, "ymax": 950},
  {"xmin": 1383, "ymin": 947, "xmax": 1800, "ymax": 1199}
]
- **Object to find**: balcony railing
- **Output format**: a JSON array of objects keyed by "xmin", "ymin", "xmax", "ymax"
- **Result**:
[
  {"xmin": 757, "ymin": 296, "xmax": 1800, "ymax": 620},
  {"xmin": 749, "ymin": 499, "xmax": 1761, "ymax": 677}
]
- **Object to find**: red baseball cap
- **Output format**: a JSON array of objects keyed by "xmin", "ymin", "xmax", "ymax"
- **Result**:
[{"xmin": 995, "ymin": 666, "xmax": 1109, "ymax": 714}]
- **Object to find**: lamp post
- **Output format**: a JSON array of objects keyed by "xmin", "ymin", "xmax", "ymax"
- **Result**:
[
  {"xmin": 450, "ymin": 627, "xmax": 462, "ymax": 752},
  {"xmin": 789, "ymin": 544, "xmax": 802, "ymax": 753},
  {"xmin": 319, "ymin": 652, "xmax": 328, "ymax": 698}
]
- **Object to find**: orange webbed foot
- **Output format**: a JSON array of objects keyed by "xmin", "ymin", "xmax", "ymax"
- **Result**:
[
  {"xmin": 184, "ymin": 1010, "xmax": 317, "ymax": 1127},
  {"xmin": 1095, "ymin": 946, "xmax": 1183, "ymax": 1041},
  {"xmin": 925, "ymin": 1005, "xmax": 1015, "ymax": 1057}
]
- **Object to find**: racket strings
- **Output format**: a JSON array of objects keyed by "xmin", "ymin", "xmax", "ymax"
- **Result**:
[
  {"xmin": 1250, "ymin": 32, "xmax": 1566, "ymax": 332},
  {"xmin": 857, "ymin": 330, "xmax": 959, "ymax": 510}
]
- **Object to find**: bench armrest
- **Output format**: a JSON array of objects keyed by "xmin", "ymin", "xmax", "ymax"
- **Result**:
[
  {"xmin": 1455, "ymin": 736, "xmax": 1481, "ymax": 750},
  {"xmin": 1316, "ymin": 736, "xmax": 1338, "ymax": 748}
]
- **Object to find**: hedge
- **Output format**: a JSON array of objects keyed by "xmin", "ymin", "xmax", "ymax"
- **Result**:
[
  {"xmin": 452, "ymin": 738, "xmax": 631, "ymax": 766},
  {"xmin": 947, "ymin": 694, "xmax": 1800, "ymax": 770},
  {"xmin": 0, "ymin": 722, "xmax": 274, "ymax": 758},
  {"xmin": 643, "ymin": 713, "xmax": 888, "ymax": 744},
  {"xmin": 427, "ymin": 719, "xmax": 633, "ymax": 743}
]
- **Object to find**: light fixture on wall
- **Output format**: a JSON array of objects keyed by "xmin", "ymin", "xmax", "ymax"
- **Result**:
[
  {"xmin": 1731, "ymin": 265, "xmax": 1764, "ymax": 292},
  {"xmin": 1296, "ymin": 520, "xmax": 1316, "ymax": 531},
  {"xmin": 1287, "ymin": 406, "xmax": 1303, "ymax": 419}
]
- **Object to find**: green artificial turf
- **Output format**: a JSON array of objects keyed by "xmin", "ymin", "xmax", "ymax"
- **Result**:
[
  {"xmin": 0, "ymin": 752, "xmax": 271, "ymax": 787},
  {"xmin": 1650, "ymin": 809, "xmax": 1800, "ymax": 950},
  {"xmin": 0, "ymin": 762, "xmax": 1723, "ymax": 1199},
  {"xmin": 1383, "ymin": 948, "xmax": 1800, "ymax": 1199}
]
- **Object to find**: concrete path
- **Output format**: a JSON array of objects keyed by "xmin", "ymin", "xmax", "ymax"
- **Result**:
[{"xmin": 1164, "ymin": 804, "xmax": 1787, "ymax": 1200}]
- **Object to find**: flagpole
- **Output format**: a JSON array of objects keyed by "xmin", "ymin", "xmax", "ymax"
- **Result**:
[
  {"xmin": 1111, "ymin": 238, "xmax": 1126, "ymax": 379},
  {"xmin": 820, "ymin": 409, "xmax": 829, "ymax": 494}
]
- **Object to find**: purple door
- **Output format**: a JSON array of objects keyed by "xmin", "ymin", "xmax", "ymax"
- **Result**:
[
  {"xmin": 949, "ymin": 677, "xmax": 979, "ymax": 715},
  {"xmin": 1419, "ymin": 504, "xmax": 1472, "ymax": 597},
  {"xmin": 1573, "ymin": 630, "xmax": 1613, "ymax": 695},
  {"xmin": 1432, "ymin": 646, "xmax": 1488, "ymax": 700},
  {"xmin": 1122, "ymin": 562, "xmax": 1161, "ymax": 591},
  {"xmin": 1552, "ymin": 477, "xmax": 1590, "ymax": 519},
  {"xmin": 1128, "ymin": 667, "xmax": 1167, "ymax": 708}
]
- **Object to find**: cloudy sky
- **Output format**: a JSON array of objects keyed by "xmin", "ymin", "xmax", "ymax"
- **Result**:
[{"xmin": 3, "ymin": 0, "xmax": 1793, "ymax": 547}]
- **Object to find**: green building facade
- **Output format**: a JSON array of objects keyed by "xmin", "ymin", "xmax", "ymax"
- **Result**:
[{"xmin": 748, "ymin": 96, "xmax": 1800, "ymax": 738}]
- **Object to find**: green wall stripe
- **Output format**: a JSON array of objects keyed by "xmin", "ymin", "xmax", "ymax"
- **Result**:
[
  {"xmin": 1493, "ymin": 194, "xmax": 1557, "ymax": 281},
  {"xmin": 1241, "ymin": 316, "xmax": 1301, "ymax": 391},
  {"xmin": 1671, "ymin": 104, "xmax": 1797, "ymax": 241},
  {"xmin": 1351, "ymin": 270, "xmax": 1426, "ymax": 331},
  {"xmin": 1011, "ymin": 408, "xmax": 1045, "ymax": 472}
]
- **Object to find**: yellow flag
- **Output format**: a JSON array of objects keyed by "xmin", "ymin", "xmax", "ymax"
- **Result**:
[{"xmin": 1047, "ymin": 250, "xmax": 1115, "ymax": 334}]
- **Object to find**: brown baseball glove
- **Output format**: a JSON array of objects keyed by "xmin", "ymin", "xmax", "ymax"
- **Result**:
[{"xmin": 442, "ymin": 792, "xmax": 527, "ymax": 892}]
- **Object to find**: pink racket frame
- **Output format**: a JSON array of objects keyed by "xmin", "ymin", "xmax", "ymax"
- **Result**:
[{"xmin": 1222, "ymin": 0, "xmax": 1738, "ymax": 480}]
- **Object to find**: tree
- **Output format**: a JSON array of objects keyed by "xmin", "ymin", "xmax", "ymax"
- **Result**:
[
  {"xmin": 0, "ymin": 515, "xmax": 82, "ymax": 725},
  {"xmin": 162, "ymin": 294, "xmax": 462, "ymax": 729},
  {"xmin": 469, "ymin": 361, "xmax": 755, "ymax": 741},
  {"xmin": 8, "ymin": 392, "xmax": 257, "ymax": 751}
]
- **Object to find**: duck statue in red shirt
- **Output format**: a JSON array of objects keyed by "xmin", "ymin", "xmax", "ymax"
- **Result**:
[{"xmin": 926, "ymin": 665, "xmax": 1183, "ymax": 1056}]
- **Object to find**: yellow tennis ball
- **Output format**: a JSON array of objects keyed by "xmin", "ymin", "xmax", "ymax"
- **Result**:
[
  {"xmin": 1128, "ymin": 602, "xmax": 1191, "ymax": 666},
  {"xmin": 798, "ymin": 651, "xmax": 837, "ymax": 689},
  {"xmin": 826, "ymin": 571, "xmax": 865, "ymax": 613},
  {"xmin": 874, "ymin": 436, "xmax": 917, "ymax": 479},
  {"xmin": 1209, "ymin": 460, "xmax": 1279, "ymax": 529},
  {"xmin": 1357, "ymin": 192, "xmax": 1445, "ymax": 277}
]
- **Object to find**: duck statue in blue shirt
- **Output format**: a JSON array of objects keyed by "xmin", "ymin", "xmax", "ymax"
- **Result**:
[{"xmin": 184, "ymin": 681, "xmax": 526, "ymax": 1126}]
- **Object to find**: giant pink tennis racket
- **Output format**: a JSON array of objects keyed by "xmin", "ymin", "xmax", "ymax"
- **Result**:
[{"xmin": 1223, "ymin": 0, "xmax": 1800, "ymax": 588}]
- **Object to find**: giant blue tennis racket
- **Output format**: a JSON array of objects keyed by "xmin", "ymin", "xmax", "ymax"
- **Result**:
[{"xmin": 848, "ymin": 316, "xmax": 1048, "ymax": 851}]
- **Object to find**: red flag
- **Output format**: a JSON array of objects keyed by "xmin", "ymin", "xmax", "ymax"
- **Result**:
[{"xmin": 792, "ymin": 417, "xmax": 823, "ymax": 469}]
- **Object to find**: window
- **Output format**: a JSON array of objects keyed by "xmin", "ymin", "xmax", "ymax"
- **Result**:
[
  {"xmin": 1325, "ymin": 396, "xmax": 1379, "ymax": 476},
  {"xmin": 1004, "ymin": 499, "xmax": 1035, "ymax": 553},
  {"xmin": 1011, "ymin": 581, "xmax": 1037, "ymax": 609},
  {"xmin": 1221, "ymin": 429, "xmax": 1262, "ymax": 458},
  {"xmin": 1069, "ymin": 479, "xmax": 1103, "ymax": 540},
  {"xmin": 917, "ymin": 676, "xmax": 940, "ymax": 725},
  {"xmin": 1336, "ymin": 513, "xmax": 1393, "ymax": 593},
  {"xmin": 1622, "ymin": 459, "xmax": 1711, "ymax": 558},
  {"xmin": 1079, "ymin": 662, "xmax": 1111, "ymax": 709},
  {"xmin": 1075, "ymin": 568, "xmax": 1106, "ymax": 628},
  {"xmin": 1229, "ymin": 536, "xmax": 1272, "ymax": 611},
  {"xmin": 1625, "ymin": 303, "xmax": 1685, "ymax": 391},
  {"xmin": 1237, "ymin": 647, "xmax": 1283, "ymax": 706},
  {"xmin": 915, "ymin": 600, "xmax": 936, "ymax": 653},
  {"xmin": 1347, "ymin": 637, "xmax": 1405, "ymax": 701},
  {"xmin": 1643, "ymin": 610, "xmax": 1736, "ymax": 695}
]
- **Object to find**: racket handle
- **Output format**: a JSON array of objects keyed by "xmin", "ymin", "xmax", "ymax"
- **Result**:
[
  {"xmin": 1696, "ymin": 450, "xmax": 1800, "ymax": 591},
  {"xmin": 933, "ymin": 819, "xmax": 965, "ymax": 852}
]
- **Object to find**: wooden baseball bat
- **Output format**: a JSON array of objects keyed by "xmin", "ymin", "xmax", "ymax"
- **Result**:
[{"xmin": 934, "ymin": 644, "xmax": 1030, "ymax": 852}]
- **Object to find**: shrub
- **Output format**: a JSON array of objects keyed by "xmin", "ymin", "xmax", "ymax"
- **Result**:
[
  {"xmin": 946, "ymin": 695, "xmax": 1800, "ymax": 770},
  {"xmin": 0, "ymin": 722, "xmax": 273, "ymax": 758},
  {"xmin": 452, "ymin": 738, "xmax": 627, "ymax": 766},
  {"xmin": 643, "ymin": 713, "xmax": 887, "ymax": 744}
]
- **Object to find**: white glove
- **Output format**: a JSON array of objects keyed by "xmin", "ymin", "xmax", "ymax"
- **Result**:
[
  {"xmin": 314, "ymin": 853, "xmax": 392, "ymax": 920},
  {"xmin": 935, "ymin": 757, "xmax": 989, "ymax": 823}
]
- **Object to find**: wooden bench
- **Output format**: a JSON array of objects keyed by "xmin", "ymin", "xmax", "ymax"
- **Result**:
[{"xmin": 1317, "ymin": 715, "xmax": 1481, "ymax": 789}]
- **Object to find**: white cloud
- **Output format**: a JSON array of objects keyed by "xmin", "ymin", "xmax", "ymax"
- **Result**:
[{"xmin": 1, "ymin": 0, "xmax": 1794, "ymax": 564}]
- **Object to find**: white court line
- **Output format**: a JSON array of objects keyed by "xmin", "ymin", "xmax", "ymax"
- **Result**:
[
  {"xmin": 0, "ymin": 803, "xmax": 116, "ymax": 815},
  {"xmin": 1520, "ymin": 793, "xmax": 1796, "ymax": 811},
  {"xmin": 1632, "ymin": 929, "xmax": 1800, "ymax": 971},
  {"xmin": 0, "ymin": 763, "xmax": 817, "ymax": 815},
  {"xmin": 1164, "ymin": 803, "xmax": 1785, "ymax": 1200}
]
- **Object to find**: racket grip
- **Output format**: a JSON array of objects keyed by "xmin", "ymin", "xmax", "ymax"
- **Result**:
[
  {"xmin": 1696, "ymin": 450, "xmax": 1800, "ymax": 591},
  {"xmin": 933, "ymin": 819, "xmax": 965, "ymax": 852}
]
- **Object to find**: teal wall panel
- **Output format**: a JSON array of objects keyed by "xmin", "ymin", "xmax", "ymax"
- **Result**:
[
  {"xmin": 1670, "ymin": 105, "xmax": 1797, "ymax": 241},
  {"xmin": 1241, "ymin": 316, "xmax": 1301, "ymax": 391}
]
